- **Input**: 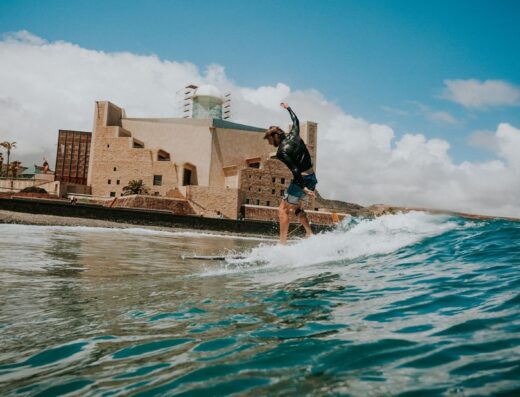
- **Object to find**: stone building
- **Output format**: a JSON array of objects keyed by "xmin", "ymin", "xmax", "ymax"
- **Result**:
[
  {"xmin": 87, "ymin": 85, "xmax": 318, "ymax": 219},
  {"xmin": 55, "ymin": 129, "xmax": 91, "ymax": 185}
]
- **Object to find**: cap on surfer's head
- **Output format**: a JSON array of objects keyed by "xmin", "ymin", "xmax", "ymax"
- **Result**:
[{"xmin": 263, "ymin": 126, "xmax": 284, "ymax": 140}]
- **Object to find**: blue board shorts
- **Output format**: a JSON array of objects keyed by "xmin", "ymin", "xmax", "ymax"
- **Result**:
[{"xmin": 284, "ymin": 173, "xmax": 318, "ymax": 205}]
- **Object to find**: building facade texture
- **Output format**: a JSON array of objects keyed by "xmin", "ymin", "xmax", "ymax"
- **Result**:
[{"xmin": 55, "ymin": 130, "xmax": 91, "ymax": 185}]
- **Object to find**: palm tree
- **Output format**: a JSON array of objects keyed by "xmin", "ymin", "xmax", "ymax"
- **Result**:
[
  {"xmin": 0, "ymin": 141, "xmax": 16, "ymax": 178},
  {"xmin": 122, "ymin": 179, "xmax": 149, "ymax": 195}
]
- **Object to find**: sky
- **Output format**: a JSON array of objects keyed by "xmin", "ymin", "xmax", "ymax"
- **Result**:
[{"xmin": 1, "ymin": 0, "xmax": 520, "ymax": 217}]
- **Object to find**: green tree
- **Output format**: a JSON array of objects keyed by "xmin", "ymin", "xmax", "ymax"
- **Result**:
[
  {"xmin": 9, "ymin": 161, "xmax": 21, "ymax": 178},
  {"xmin": 122, "ymin": 179, "xmax": 149, "ymax": 195},
  {"xmin": 0, "ymin": 141, "xmax": 17, "ymax": 178}
]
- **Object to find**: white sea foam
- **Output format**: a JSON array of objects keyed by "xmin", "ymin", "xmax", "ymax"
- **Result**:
[{"xmin": 202, "ymin": 212, "xmax": 460, "ymax": 276}]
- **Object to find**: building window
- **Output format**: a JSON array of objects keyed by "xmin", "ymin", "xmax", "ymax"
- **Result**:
[
  {"xmin": 272, "ymin": 177, "xmax": 275, "ymax": 183},
  {"xmin": 248, "ymin": 162, "xmax": 260, "ymax": 168},
  {"xmin": 246, "ymin": 198, "xmax": 250, "ymax": 204},
  {"xmin": 249, "ymin": 175, "xmax": 252, "ymax": 179},
  {"xmin": 153, "ymin": 175, "xmax": 162, "ymax": 186},
  {"xmin": 154, "ymin": 192, "xmax": 160, "ymax": 196},
  {"xmin": 271, "ymin": 189, "xmax": 275, "ymax": 194},
  {"xmin": 157, "ymin": 150, "xmax": 170, "ymax": 161},
  {"xmin": 183, "ymin": 169, "xmax": 192, "ymax": 186},
  {"xmin": 281, "ymin": 178, "xmax": 285, "ymax": 184},
  {"xmin": 107, "ymin": 144, "xmax": 110, "ymax": 148},
  {"xmin": 110, "ymin": 192, "xmax": 116, "ymax": 197},
  {"xmin": 108, "ymin": 179, "xmax": 111, "ymax": 184},
  {"xmin": 258, "ymin": 188, "xmax": 261, "ymax": 192},
  {"xmin": 116, "ymin": 180, "xmax": 120, "ymax": 185},
  {"xmin": 133, "ymin": 139, "xmax": 144, "ymax": 148},
  {"xmin": 113, "ymin": 167, "xmax": 117, "ymax": 171},
  {"xmin": 266, "ymin": 201, "xmax": 270, "ymax": 206},
  {"xmin": 280, "ymin": 190, "xmax": 284, "ymax": 196},
  {"xmin": 256, "ymin": 199, "xmax": 260, "ymax": 205}
]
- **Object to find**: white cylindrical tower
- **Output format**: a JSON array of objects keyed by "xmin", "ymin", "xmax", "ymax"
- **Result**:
[{"xmin": 192, "ymin": 85, "xmax": 224, "ymax": 119}]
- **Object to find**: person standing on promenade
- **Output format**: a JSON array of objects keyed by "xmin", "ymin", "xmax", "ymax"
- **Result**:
[{"xmin": 264, "ymin": 102, "xmax": 318, "ymax": 245}]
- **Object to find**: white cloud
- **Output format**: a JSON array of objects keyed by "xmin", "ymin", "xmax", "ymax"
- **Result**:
[
  {"xmin": 1, "ymin": 32, "xmax": 520, "ymax": 218},
  {"xmin": 410, "ymin": 101, "xmax": 460, "ymax": 125},
  {"xmin": 442, "ymin": 79, "xmax": 520, "ymax": 108}
]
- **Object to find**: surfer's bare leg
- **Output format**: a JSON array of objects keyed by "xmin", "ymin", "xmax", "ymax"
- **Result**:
[
  {"xmin": 296, "ymin": 203, "xmax": 313, "ymax": 237},
  {"xmin": 279, "ymin": 200, "xmax": 290, "ymax": 245}
]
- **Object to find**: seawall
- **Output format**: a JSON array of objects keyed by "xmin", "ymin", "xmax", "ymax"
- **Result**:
[{"xmin": 0, "ymin": 197, "xmax": 331, "ymax": 236}]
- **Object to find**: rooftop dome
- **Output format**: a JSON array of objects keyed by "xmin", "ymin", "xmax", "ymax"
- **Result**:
[{"xmin": 194, "ymin": 84, "xmax": 222, "ymax": 99}]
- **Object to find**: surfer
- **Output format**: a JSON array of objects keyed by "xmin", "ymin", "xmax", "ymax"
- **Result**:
[{"xmin": 264, "ymin": 102, "xmax": 317, "ymax": 245}]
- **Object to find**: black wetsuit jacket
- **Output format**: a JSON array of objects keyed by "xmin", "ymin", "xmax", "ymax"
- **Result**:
[{"xmin": 276, "ymin": 107, "xmax": 314, "ymax": 188}]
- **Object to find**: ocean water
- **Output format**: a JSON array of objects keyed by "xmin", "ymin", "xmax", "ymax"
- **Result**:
[{"xmin": 0, "ymin": 212, "xmax": 519, "ymax": 396}]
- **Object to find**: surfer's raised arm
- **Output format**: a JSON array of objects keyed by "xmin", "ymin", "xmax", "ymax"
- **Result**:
[{"xmin": 280, "ymin": 102, "xmax": 299, "ymax": 137}]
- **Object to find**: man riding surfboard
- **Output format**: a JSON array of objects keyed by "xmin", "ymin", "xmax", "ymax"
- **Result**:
[{"xmin": 264, "ymin": 102, "xmax": 318, "ymax": 245}]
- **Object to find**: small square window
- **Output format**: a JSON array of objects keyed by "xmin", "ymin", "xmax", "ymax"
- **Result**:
[
  {"xmin": 266, "ymin": 201, "xmax": 270, "ymax": 206},
  {"xmin": 271, "ymin": 189, "xmax": 275, "ymax": 194},
  {"xmin": 153, "ymin": 175, "xmax": 162, "ymax": 186},
  {"xmin": 107, "ymin": 144, "xmax": 110, "ymax": 148},
  {"xmin": 246, "ymin": 198, "xmax": 250, "ymax": 204},
  {"xmin": 110, "ymin": 192, "xmax": 116, "ymax": 197},
  {"xmin": 113, "ymin": 167, "xmax": 117, "ymax": 171},
  {"xmin": 272, "ymin": 177, "xmax": 275, "ymax": 183},
  {"xmin": 108, "ymin": 179, "xmax": 111, "ymax": 184},
  {"xmin": 116, "ymin": 180, "xmax": 120, "ymax": 185},
  {"xmin": 256, "ymin": 199, "xmax": 260, "ymax": 205},
  {"xmin": 258, "ymin": 188, "xmax": 261, "ymax": 192},
  {"xmin": 281, "ymin": 178, "xmax": 285, "ymax": 184},
  {"xmin": 280, "ymin": 190, "xmax": 284, "ymax": 196}
]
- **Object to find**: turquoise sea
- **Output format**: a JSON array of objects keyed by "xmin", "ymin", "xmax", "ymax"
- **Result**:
[{"xmin": 0, "ymin": 212, "xmax": 519, "ymax": 396}]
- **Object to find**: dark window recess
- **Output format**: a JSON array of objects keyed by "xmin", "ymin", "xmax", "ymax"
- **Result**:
[
  {"xmin": 110, "ymin": 192, "xmax": 116, "ymax": 197},
  {"xmin": 271, "ymin": 189, "xmax": 275, "ymax": 194},
  {"xmin": 246, "ymin": 198, "xmax": 250, "ymax": 204},
  {"xmin": 249, "ymin": 175, "xmax": 252, "ymax": 178},
  {"xmin": 133, "ymin": 140, "xmax": 144, "ymax": 148},
  {"xmin": 266, "ymin": 201, "xmax": 270, "ymax": 206},
  {"xmin": 272, "ymin": 177, "xmax": 276, "ymax": 183},
  {"xmin": 121, "ymin": 193, "xmax": 124, "ymax": 196},
  {"xmin": 256, "ymin": 199, "xmax": 260, "ymax": 205},
  {"xmin": 281, "ymin": 178, "xmax": 285, "ymax": 184},
  {"xmin": 248, "ymin": 186, "xmax": 251, "ymax": 191},
  {"xmin": 107, "ymin": 144, "xmax": 110, "ymax": 148},
  {"xmin": 108, "ymin": 179, "xmax": 111, "ymax": 184},
  {"xmin": 116, "ymin": 180, "xmax": 120, "ymax": 185},
  {"xmin": 157, "ymin": 151, "xmax": 170, "ymax": 161},
  {"xmin": 248, "ymin": 162, "xmax": 260, "ymax": 168},
  {"xmin": 153, "ymin": 175, "xmax": 162, "ymax": 186},
  {"xmin": 183, "ymin": 169, "xmax": 192, "ymax": 186},
  {"xmin": 280, "ymin": 190, "xmax": 284, "ymax": 196},
  {"xmin": 154, "ymin": 192, "xmax": 160, "ymax": 196},
  {"xmin": 113, "ymin": 167, "xmax": 117, "ymax": 171},
  {"xmin": 258, "ymin": 188, "xmax": 261, "ymax": 192}
]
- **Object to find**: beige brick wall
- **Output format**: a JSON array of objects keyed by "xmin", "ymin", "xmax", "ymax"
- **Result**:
[
  {"xmin": 186, "ymin": 185, "xmax": 242, "ymax": 219},
  {"xmin": 112, "ymin": 195, "xmax": 195, "ymax": 215},
  {"xmin": 243, "ymin": 205, "xmax": 348, "ymax": 225}
]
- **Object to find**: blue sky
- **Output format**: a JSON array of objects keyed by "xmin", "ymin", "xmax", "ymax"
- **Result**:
[
  {"xmin": 2, "ymin": 0, "xmax": 520, "ymax": 215},
  {"xmin": 1, "ymin": 0, "xmax": 519, "ymax": 164},
  {"xmin": 0, "ymin": 0, "xmax": 520, "ymax": 161}
]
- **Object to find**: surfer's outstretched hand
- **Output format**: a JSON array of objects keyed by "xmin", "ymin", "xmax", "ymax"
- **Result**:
[
  {"xmin": 280, "ymin": 102, "xmax": 289, "ymax": 109},
  {"xmin": 304, "ymin": 187, "xmax": 316, "ymax": 198}
]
